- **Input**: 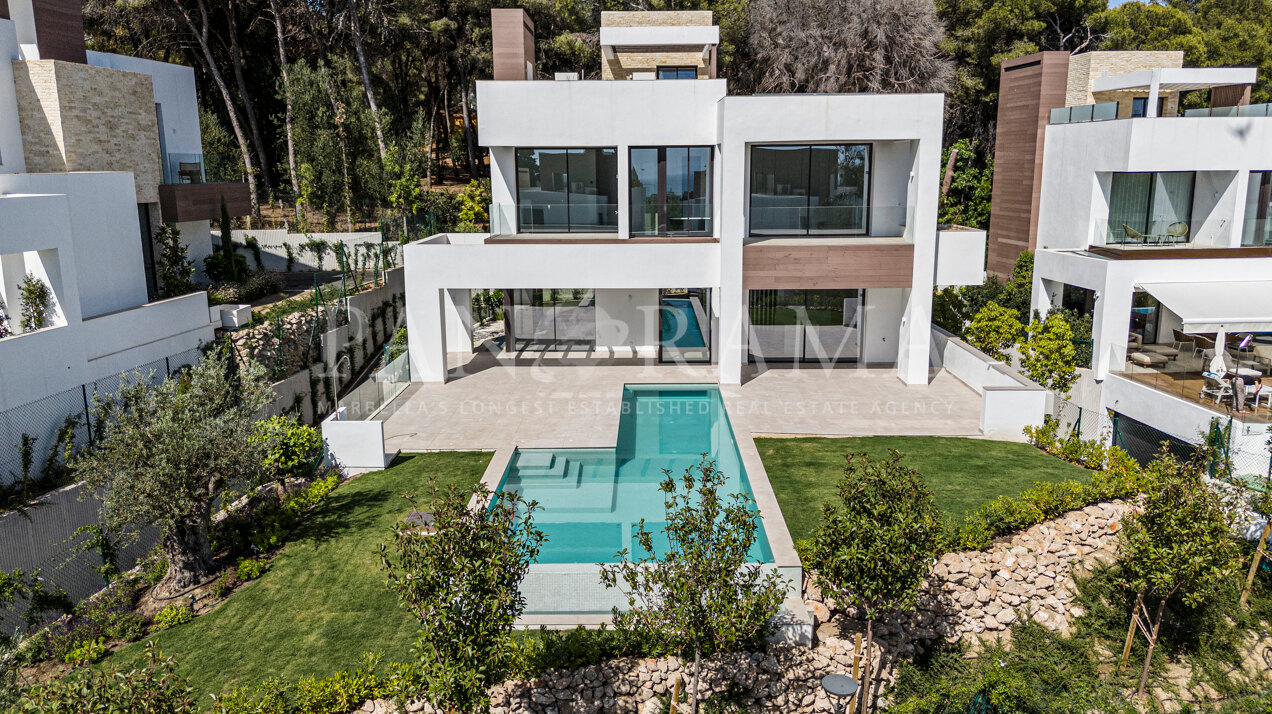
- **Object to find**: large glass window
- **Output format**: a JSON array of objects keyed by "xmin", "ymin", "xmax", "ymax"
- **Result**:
[
  {"xmin": 510, "ymin": 289, "xmax": 596, "ymax": 350},
  {"xmin": 1243, "ymin": 171, "xmax": 1272, "ymax": 246},
  {"xmin": 659, "ymin": 288, "xmax": 711, "ymax": 363},
  {"xmin": 630, "ymin": 147, "xmax": 712, "ymax": 236},
  {"xmin": 1107, "ymin": 172, "xmax": 1194, "ymax": 244},
  {"xmin": 515, "ymin": 149, "xmax": 619, "ymax": 233},
  {"xmin": 747, "ymin": 289, "xmax": 860, "ymax": 362},
  {"xmin": 657, "ymin": 67, "xmax": 697, "ymax": 79},
  {"xmin": 749, "ymin": 144, "xmax": 870, "ymax": 237}
]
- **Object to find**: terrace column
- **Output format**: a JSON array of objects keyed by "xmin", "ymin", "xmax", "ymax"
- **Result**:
[
  {"xmin": 406, "ymin": 287, "xmax": 449, "ymax": 382},
  {"xmin": 1091, "ymin": 275, "xmax": 1132, "ymax": 380}
]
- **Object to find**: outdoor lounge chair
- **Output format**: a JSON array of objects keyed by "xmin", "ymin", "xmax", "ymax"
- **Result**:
[
  {"xmin": 1201, "ymin": 373, "xmax": 1234, "ymax": 404},
  {"xmin": 1173, "ymin": 329, "xmax": 1197, "ymax": 355},
  {"xmin": 1254, "ymin": 345, "xmax": 1272, "ymax": 371},
  {"xmin": 1165, "ymin": 222, "xmax": 1190, "ymax": 243},
  {"xmin": 1122, "ymin": 224, "xmax": 1146, "ymax": 244}
]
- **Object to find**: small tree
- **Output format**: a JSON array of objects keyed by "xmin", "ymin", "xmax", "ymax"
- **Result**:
[
  {"xmin": 385, "ymin": 143, "xmax": 422, "ymax": 235},
  {"xmin": 600, "ymin": 459, "xmax": 787, "ymax": 714},
  {"xmin": 965, "ymin": 301, "xmax": 1023, "ymax": 362},
  {"xmin": 154, "ymin": 223, "xmax": 197, "ymax": 298},
  {"xmin": 18, "ymin": 272, "xmax": 52, "ymax": 332},
  {"xmin": 380, "ymin": 481, "xmax": 545, "ymax": 714},
  {"xmin": 1019, "ymin": 311, "xmax": 1079, "ymax": 395},
  {"xmin": 73, "ymin": 345, "xmax": 272, "ymax": 593},
  {"xmin": 0, "ymin": 294, "xmax": 11, "ymax": 338},
  {"xmin": 1118, "ymin": 455, "xmax": 1239, "ymax": 698},
  {"xmin": 805, "ymin": 451, "xmax": 943, "ymax": 713}
]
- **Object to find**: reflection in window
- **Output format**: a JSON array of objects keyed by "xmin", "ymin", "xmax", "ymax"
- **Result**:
[
  {"xmin": 1243, "ymin": 171, "xmax": 1272, "ymax": 246},
  {"xmin": 749, "ymin": 145, "xmax": 870, "ymax": 237},
  {"xmin": 657, "ymin": 67, "xmax": 697, "ymax": 79},
  {"xmin": 515, "ymin": 149, "xmax": 619, "ymax": 233},
  {"xmin": 747, "ymin": 289, "xmax": 860, "ymax": 362},
  {"xmin": 630, "ymin": 147, "xmax": 712, "ymax": 236},
  {"xmin": 510, "ymin": 289, "xmax": 596, "ymax": 350},
  {"xmin": 1107, "ymin": 172, "xmax": 1194, "ymax": 244}
]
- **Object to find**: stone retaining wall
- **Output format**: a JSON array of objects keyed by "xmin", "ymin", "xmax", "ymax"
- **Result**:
[{"xmin": 363, "ymin": 500, "xmax": 1134, "ymax": 714}]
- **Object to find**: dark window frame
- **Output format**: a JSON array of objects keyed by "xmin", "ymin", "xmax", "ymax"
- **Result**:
[
  {"xmin": 629, "ymin": 146, "xmax": 714, "ymax": 237},
  {"xmin": 656, "ymin": 66, "xmax": 698, "ymax": 79},
  {"xmin": 513, "ymin": 147, "xmax": 620, "ymax": 234},
  {"xmin": 1108, "ymin": 170, "xmax": 1196, "ymax": 244},
  {"xmin": 746, "ymin": 288, "xmax": 862, "ymax": 363},
  {"xmin": 746, "ymin": 143, "xmax": 874, "ymax": 238}
]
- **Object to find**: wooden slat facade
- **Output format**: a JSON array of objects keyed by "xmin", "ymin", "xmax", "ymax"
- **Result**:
[
  {"xmin": 0, "ymin": 1, "xmax": 9, "ymax": 20},
  {"xmin": 1210, "ymin": 84, "xmax": 1252, "ymax": 108},
  {"xmin": 158, "ymin": 182, "xmax": 251, "ymax": 223},
  {"xmin": 986, "ymin": 52, "xmax": 1070, "ymax": 278},
  {"xmin": 491, "ymin": 9, "xmax": 534, "ymax": 80},
  {"xmin": 31, "ymin": 0, "xmax": 86, "ymax": 63},
  {"xmin": 742, "ymin": 242, "xmax": 914, "ymax": 289}
]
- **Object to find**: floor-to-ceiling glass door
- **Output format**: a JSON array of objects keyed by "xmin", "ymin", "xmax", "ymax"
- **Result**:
[
  {"xmin": 510, "ymin": 289, "xmax": 597, "ymax": 350},
  {"xmin": 659, "ymin": 288, "xmax": 711, "ymax": 363},
  {"xmin": 747, "ymin": 289, "xmax": 861, "ymax": 362}
]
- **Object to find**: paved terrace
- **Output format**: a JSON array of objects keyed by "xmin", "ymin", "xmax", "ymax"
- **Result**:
[{"xmin": 380, "ymin": 350, "xmax": 984, "ymax": 453}]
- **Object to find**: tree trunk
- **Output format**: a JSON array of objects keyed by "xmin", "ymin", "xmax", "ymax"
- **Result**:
[
  {"xmin": 178, "ymin": 0, "xmax": 259, "ymax": 218},
  {"xmin": 1136, "ymin": 597, "xmax": 1169, "ymax": 698},
  {"xmin": 226, "ymin": 1, "xmax": 273, "ymax": 196},
  {"xmin": 425, "ymin": 97, "xmax": 436, "ymax": 187},
  {"xmin": 159, "ymin": 512, "xmax": 216, "ymax": 595},
  {"xmin": 441, "ymin": 81, "xmax": 453, "ymax": 182},
  {"xmin": 457, "ymin": 60, "xmax": 478, "ymax": 178},
  {"xmin": 348, "ymin": 0, "xmax": 387, "ymax": 161},
  {"xmin": 690, "ymin": 644, "xmax": 701, "ymax": 714},
  {"xmin": 861, "ymin": 619, "xmax": 874, "ymax": 714},
  {"xmin": 269, "ymin": 0, "xmax": 301, "ymax": 217},
  {"xmin": 317, "ymin": 64, "xmax": 355, "ymax": 232}
]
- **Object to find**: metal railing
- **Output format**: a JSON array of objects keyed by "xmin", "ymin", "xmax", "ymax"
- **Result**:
[
  {"xmin": 1183, "ymin": 102, "xmax": 1272, "ymax": 118},
  {"xmin": 161, "ymin": 152, "xmax": 240, "ymax": 185}
]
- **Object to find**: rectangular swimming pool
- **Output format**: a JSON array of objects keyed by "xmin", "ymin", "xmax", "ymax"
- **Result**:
[{"xmin": 496, "ymin": 384, "xmax": 773, "ymax": 564}]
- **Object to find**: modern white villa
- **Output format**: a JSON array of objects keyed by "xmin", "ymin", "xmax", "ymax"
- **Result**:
[
  {"xmin": 990, "ymin": 49, "xmax": 1272, "ymax": 463},
  {"xmin": 403, "ymin": 9, "xmax": 987, "ymax": 388},
  {"xmin": 0, "ymin": 0, "xmax": 245, "ymax": 479}
]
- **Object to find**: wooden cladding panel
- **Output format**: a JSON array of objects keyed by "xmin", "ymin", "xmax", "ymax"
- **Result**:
[
  {"xmin": 0, "ymin": 1, "xmax": 9, "ymax": 21},
  {"xmin": 159, "ymin": 182, "xmax": 251, "ymax": 223},
  {"xmin": 32, "ymin": 0, "xmax": 86, "ymax": 63},
  {"xmin": 743, "ymin": 243, "xmax": 915, "ymax": 290},
  {"xmin": 491, "ymin": 9, "xmax": 534, "ymax": 80},
  {"xmin": 986, "ymin": 51, "xmax": 1070, "ymax": 278},
  {"xmin": 1211, "ymin": 84, "xmax": 1251, "ymax": 108}
]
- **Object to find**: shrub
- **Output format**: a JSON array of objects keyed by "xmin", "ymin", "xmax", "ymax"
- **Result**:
[
  {"xmin": 80, "ymin": 579, "xmax": 148, "ymax": 642},
  {"xmin": 251, "ymin": 416, "xmax": 322, "ymax": 481},
  {"xmin": 212, "ymin": 471, "xmax": 341, "ymax": 556},
  {"xmin": 154, "ymin": 223, "xmax": 197, "ymax": 299},
  {"xmin": 210, "ymin": 654, "xmax": 421, "ymax": 714},
  {"xmin": 140, "ymin": 544, "xmax": 169, "ymax": 586},
  {"xmin": 153, "ymin": 604, "xmax": 194, "ymax": 631},
  {"xmin": 18, "ymin": 272, "xmax": 52, "ymax": 332},
  {"xmin": 236, "ymin": 557, "xmax": 270, "ymax": 582},
  {"xmin": 62, "ymin": 636, "xmax": 107, "ymax": 665},
  {"xmin": 15, "ymin": 641, "xmax": 196, "ymax": 711},
  {"xmin": 211, "ymin": 570, "xmax": 241, "ymax": 600},
  {"xmin": 509, "ymin": 625, "xmax": 666, "ymax": 679},
  {"xmin": 965, "ymin": 301, "xmax": 1022, "ymax": 362},
  {"xmin": 26, "ymin": 615, "xmax": 99, "ymax": 664}
]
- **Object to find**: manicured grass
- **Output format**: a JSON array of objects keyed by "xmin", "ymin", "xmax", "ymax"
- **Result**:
[
  {"xmin": 757, "ymin": 436, "xmax": 1090, "ymax": 543},
  {"xmin": 102, "ymin": 451, "xmax": 491, "ymax": 701}
]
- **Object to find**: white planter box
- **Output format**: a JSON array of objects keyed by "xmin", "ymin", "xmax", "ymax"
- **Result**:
[{"xmin": 210, "ymin": 304, "xmax": 253, "ymax": 329}]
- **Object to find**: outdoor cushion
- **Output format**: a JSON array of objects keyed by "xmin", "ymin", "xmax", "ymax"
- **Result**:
[
  {"xmin": 1141, "ymin": 344, "xmax": 1179, "ymax": 358},
  {"xmin": 1129, "ymin": 351, "xmax": 1168, "ymax": 367}
]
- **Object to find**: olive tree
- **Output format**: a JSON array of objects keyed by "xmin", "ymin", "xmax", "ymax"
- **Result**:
[
  {"xmin": 1118, "ymin": 455, "xmax": 1239, "ymax": 698},
  {"xmin": 74, "ymin": 344, "xmax": 272, "ymax": 594},
  {"xmin": 380, "ymin": 481, "xmax": 545, "ymax": 714},
  {"xmin": 600, "ymin": 459, "xmax": 787, "ymax": 714},
  {"xmin": 805, "ymin": 451, "xmax": 944, "ymax": 713}
]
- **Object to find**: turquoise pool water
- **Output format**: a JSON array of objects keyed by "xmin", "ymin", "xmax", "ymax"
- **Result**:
[
  {"xmin": 661, "ymin": 299, "xmax": 707, "ymax": 348},
  {"xmin": 497, "ymin": 384, "xmax": 773, "ymax": 564}
]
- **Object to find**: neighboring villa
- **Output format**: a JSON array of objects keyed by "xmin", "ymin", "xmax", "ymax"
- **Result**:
[
  {"xmin": 0, "ymin": 0, "xmax": 247, "ymax": 480},
  {"xmin": 989, "ymin": 49, "xmax": 1272, "ymax": 465},
  {"xmin": 402, "ymin": 9, "xmax": 988, "ymax": 387}
]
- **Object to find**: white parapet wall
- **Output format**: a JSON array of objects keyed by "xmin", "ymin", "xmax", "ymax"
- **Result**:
[
  {"xmin": 322, "ymin": 407, "xmax": 389, "ymax": 470},
  {"xmin": 931, "ymin": 327, "xmax": 1048, "ymax": 440},
  {"xmin": 222, "ymin": 229, "xmax": 390, "ymax": 273}
]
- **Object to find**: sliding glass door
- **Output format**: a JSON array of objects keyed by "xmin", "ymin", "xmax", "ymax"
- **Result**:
[
  {"xmin": 1243, "ymin": 171, "xmax": 1272, "ymax": 246},
  {"xmin": 749, "ymin": 144, "xmax": 871, "ymax": 237},
  {"xmin": 659, "ymin": 288, "xmax": 711, "ymax": 363},
  {"xmin": 515, "ymin": 149, "xmax": 619, "ymax": 233},
  {"xmin": 510, "ymin": 289, "xmax": 596, "ymax": 350},
  {"xmin": 1107, "ymin": 172, "xmax": 1194, "ymax": 243},
  {"xmin": 630, "ymin": 147, "xmax": 712, "ymax": 236},
  {"xmin": 747, "ymin": 289, "xmax": 860, "ymax": 362}
]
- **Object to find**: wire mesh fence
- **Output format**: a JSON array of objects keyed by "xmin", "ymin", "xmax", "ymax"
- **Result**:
[{"xmin": 0, "ymin": 346, "xmax": 203, "ymax": 489}]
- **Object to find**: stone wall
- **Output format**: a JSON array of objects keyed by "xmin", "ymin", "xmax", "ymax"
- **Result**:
[
  {"xmin": 12, "ymin": 60, "xmax": 161, "ymax": 202},
  {"xmin": 361, "ymin": 500, "xmax": 1134, "ymax": 714}
]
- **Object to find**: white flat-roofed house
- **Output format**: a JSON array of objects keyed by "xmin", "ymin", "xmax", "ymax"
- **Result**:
[
  {"xmin": 1022, "ymin": 54, "xmax": 1272, "ymax": 467},
  {"xmin": 404, "ymin": 9, "xmax": 986, "ymax": 388}
]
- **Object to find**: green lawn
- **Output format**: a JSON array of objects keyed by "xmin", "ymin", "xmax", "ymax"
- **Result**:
[
  {"xmin": 757, "ymin": 436, "xmax": 1090, "ymax": 543},
  {"xmin": 103, "ymin": 451, "xmax": 491, "ymax": 701}
]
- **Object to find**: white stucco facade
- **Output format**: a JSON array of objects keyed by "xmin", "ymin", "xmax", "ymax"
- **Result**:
[
  {"xmin": 1029, "ymin": 63, "xmax": 1272, "ymax": 457},
  {"xmin": 407, "ymin": 81, "xmax": 979, "ymax": 385}
]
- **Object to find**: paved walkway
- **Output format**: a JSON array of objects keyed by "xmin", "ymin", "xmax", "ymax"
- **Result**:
[{"xmin": 379, "ymin": 351, "xmax": 983, "ymax": 453}]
